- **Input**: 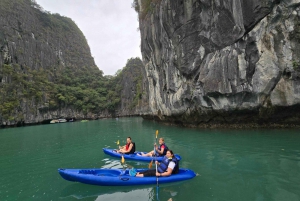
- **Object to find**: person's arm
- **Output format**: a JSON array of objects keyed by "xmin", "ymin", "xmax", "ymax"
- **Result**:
[
  {"xmin": 118, "ymin": 144, "xmax": 127, "ymax": 152},
  {"xmin": 117, "ymin": 145, "xmax": 125, "ymax": 152},
  {"xmin": 123, "ymin": 143, "xmax": 133, "ymax": 153},
  {"xmin": 156, "ymin": 161, "xmax": 175, "ymax": 177},
  {"xmin": 156, "ymin": 145, "xmax": 165, "ymax": 155},
  {"xmin": 156, "ymin": 167, "xmax": 172, "ymax": 177},
  {"xmin": 159, "ymin": 147, "xmax": 164, "ymax": 155}
]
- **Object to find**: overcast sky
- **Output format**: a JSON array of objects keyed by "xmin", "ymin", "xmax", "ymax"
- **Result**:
[{"xmin": 35, "ymin": 0, "xmax": 142, "ymax": 75}]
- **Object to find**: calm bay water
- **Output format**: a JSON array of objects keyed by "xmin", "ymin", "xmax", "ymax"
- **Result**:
[{"xmin": 0, "ymin": 117, "xmax": 299, "ymax": 201}]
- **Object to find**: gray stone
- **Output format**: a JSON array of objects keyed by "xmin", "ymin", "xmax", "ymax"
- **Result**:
[{"xmin": 138, "ymin": 0, "xmax": 300, "ymax": 125}]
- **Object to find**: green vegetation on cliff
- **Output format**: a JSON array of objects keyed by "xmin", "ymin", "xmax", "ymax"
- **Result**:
[
  {"xmin": 0, "ymin": 63, "xmax": 53, "ymax": 120},
  {"xmin": 53, "ymin": 57, "xmax": 144, "ymax": 115},
  {"xmin": 0, "ymin": 57, "xmax": 143, "ymax": 121},
  {"xmin": 0, "ymin": 0, "xmax": 145, "ymax": 125}
]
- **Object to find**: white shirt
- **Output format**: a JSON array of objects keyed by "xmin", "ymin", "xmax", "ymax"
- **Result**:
[{"xmin": 168, "ymin": 161, "xmax": 176, "ymax": 170}]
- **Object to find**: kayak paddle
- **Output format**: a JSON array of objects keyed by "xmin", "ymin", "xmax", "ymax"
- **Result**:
[{"xmin": 155, "ymin": 130, "xmax": 159, "ymax": 200}]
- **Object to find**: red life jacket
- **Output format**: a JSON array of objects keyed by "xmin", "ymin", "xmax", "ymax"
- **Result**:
[
  {"xmin": 125, "ymin": 142, "xmax": 136, "ymax": 154},
  {"xmin": 125, "ymin": 143, "xmax": 130, "ymax": 150}
]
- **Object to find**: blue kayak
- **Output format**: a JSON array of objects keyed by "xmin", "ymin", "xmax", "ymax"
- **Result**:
[
  {"xmin": 58, "ymin": 168, "xmax": 196, "ymax": 186},
  {"xmin": 103, "ymin": 148, "xmax": 181, "ymax": 162}
]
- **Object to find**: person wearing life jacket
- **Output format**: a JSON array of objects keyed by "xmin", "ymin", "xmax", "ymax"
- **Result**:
[
  {"xmin": 140, "ymin": 138, "xmax": 168, "ymax": 157},
  {"xmin": 117, "ymin": 137, "xmax": 136, "ymax": 154},
  {"xmin": 136, "ymin": 150, "xmax": 179, "ymax": 177}
]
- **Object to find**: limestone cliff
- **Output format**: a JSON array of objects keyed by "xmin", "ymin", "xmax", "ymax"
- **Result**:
[
  {"xmin": 136, "ymin": 0, "xmax": 300, "ymax": 126},
  {"xmin": 116, "ymin": 58, "xmax": 149, "ymax": 117},
  {"xmin": 0, "ymin": 0, "xmax": 98, "ymax": 126}
]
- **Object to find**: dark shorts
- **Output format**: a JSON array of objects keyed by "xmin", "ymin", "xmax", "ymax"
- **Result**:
[{"xmin": 140, "ymin": 169, "xmax": 157, "ymax": 177}]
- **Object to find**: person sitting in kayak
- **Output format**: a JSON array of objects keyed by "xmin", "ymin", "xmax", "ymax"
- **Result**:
[
  {"xmin": 135, "ymin": 150, "xmax": 179, "ymax": 177},
  {"xmin": 117, "ymin": 137, "xmax": 135, "ymax": 154},
  {"xmin": 139, "ymin": 137, "xmax": 168, "ymax": 157}
]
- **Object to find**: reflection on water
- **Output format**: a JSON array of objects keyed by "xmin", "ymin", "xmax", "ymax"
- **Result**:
[
  {"xmin": 60, "ymin": 182, "xmax": 179, "ymax": 201},
  {"xmin": 101, "ymin": 157, "xmax": 143, "ymax": 170},
  {"xmin": 60, "ymin": 183, "xmax": 154, "ymax": 200},
  {"xmin": 95, "ymin": 187, "xmax": 154, "ymax": 201}
]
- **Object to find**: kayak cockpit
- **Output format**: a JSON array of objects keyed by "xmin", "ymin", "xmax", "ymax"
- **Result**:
[{"xmin": 78, "ymin": 169, "xmax": 124, "ymax": 177}]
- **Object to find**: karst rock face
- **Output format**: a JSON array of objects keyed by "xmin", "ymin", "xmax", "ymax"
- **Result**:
[
  {"xmin": 0, "ymin": 0, "xmax": 98, "ymax": 125},
  {"xmin": 137, "ymin": 0, "xmax": 300, "ymax": 125}
]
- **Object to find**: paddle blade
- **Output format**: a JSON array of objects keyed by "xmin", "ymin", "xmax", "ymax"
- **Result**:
[
  {"xmin": 148, "ymin": 160, "xmax": 153, "ymax": 169},
  {"xmin": 117, "ymin": 140, "xmax": 119, "ymax": 145},
  {"xmin": 156, "ymin": 130, "xmax": 159, "ymax": 138},
  {"xmin": 121, "ymin": 155, "xmax": 125, "ymax": 164}
]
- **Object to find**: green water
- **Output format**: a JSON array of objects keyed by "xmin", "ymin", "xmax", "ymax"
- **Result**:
[{"xmin": 0, "ymin": 117, "xmax": 300, "ymax": 201}]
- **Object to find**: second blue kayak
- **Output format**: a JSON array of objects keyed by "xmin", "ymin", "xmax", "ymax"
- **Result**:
[{"xmin": 102, "ymin": 148, "xmax": 181, "ymax": 162}]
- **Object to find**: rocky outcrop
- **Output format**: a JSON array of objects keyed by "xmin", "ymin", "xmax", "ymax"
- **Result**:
[
  {"xmin": 0, "ymin": 0, "xmax": 99, "ymax": 126},
  {"xmin": 116, "ymin": 58, "xmax": 150, "ymax": 116},
  {"xmin": 137, "ymin": 0, "xmax": 300, "ymax": 126},
  {"xmin": 0, "ymin": 1, "xmax": 96, "ymax": 73}
]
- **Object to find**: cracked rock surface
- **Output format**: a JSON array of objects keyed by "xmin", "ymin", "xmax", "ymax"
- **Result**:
[{"xmin": 138, "ymin": 0, "xmax": 300, "ymax": 126}]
